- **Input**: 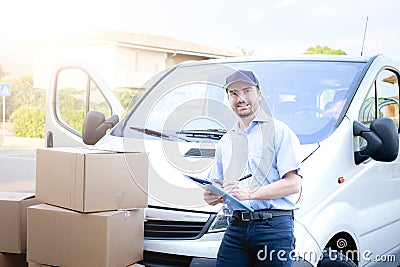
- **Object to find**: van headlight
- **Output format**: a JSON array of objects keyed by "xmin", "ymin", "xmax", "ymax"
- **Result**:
[{"xmin": 208, "ymin": 208, "xmax": 229, "ymax": 232}]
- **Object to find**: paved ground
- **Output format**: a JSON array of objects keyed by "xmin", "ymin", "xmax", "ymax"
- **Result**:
[
  {"xmin": 0, "ymin": 147, "xmax": 36, "ymax": 192},
  {"xmin": 0, "ymin": 123, "xmax": 43, "ymax": 192}
]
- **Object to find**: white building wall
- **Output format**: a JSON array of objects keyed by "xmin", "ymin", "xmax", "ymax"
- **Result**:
[
  {"xmin": 33, "ymin": 43, "xmax": 116, "ymax": 89},
  {"xmin": 114, "ymin": 47, "xmax": 168, "ymax": 88},
  {"xmin": 34, "ymin": 42, "xmax": 212, "ymax": 90}
]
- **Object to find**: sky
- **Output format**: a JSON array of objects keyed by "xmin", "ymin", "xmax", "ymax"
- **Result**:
[{"xmin": 1, "ymin": 0, "xmax": 400, "ymax": 74}]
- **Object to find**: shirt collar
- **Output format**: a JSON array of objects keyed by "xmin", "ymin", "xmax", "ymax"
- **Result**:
[{"xmin": 231, "ymin": 109, "xmax": 272, "ymax": 133}]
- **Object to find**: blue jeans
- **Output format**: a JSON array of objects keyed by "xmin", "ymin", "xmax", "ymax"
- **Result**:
[{"xmin": 216, "ymin": 215, "xmax": 295, "ymax": 267}]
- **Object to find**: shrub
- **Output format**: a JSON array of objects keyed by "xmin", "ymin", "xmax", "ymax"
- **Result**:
[
  {"xmin": 10, "ymin": 106, "xmax": 45, "ymax": 138},
  {"xmin": 59, "ymin": 108, "xmax": 86, "ymax": 134}
]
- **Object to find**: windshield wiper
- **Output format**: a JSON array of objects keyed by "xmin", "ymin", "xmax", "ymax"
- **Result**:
[
  {"xmin": 177, "ymin": 129, "xmax": 227, "ymax": 140},
  {"xmin": 130, "ymin": 127, "xmax": 190, "ymax": 142}
]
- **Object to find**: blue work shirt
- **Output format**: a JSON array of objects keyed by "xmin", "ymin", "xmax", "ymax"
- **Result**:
[{"xmin": 208, "ymin": 110, "xmax": 302, "ymax": 211}]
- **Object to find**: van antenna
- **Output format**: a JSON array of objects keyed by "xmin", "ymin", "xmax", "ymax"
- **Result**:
[{"xmin": 360, "ymin": 16, "xmax": 369, "ymax": 56}]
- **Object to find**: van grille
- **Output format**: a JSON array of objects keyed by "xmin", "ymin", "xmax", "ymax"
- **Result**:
[
  {"xmin": 184, "ymin": 148, "xmax": 215, "ymax": 158},
  {"xmin": 144, "ymin": 207, "xmax": 215, "ymax": 240},
  {"xmin": 142, "ymin": 251, "xmax": 193, "ymax": 266}
]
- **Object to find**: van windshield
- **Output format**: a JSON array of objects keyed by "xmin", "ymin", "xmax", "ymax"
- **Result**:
[{"xmin": 121, "ymin": 60, "xmax": 366, "ymax": 144}]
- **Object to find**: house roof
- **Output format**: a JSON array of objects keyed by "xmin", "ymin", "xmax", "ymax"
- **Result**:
[{"xmin": 63, "ymin": 30, "xmax": 240, "ymax": 58}]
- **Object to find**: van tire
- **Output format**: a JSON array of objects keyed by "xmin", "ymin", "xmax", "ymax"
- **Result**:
[{"xmin": 318, "ymin": 249, "xmax": 357, "ymax": 267}]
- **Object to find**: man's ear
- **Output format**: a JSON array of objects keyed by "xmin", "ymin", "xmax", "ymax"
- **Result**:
[{"xmin": 226, "ymin": 90, "xmax": 231, "ymax": 100}]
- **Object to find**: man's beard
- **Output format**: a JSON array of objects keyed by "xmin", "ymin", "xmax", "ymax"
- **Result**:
[{"xmin": 237, "ymin": 107, "xmax": 255, "ymax": 118}]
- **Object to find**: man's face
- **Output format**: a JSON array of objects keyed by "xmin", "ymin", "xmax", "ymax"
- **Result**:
[{"xmin": 227, "ymin": 81, "xmax": 262, "ymax": 118}]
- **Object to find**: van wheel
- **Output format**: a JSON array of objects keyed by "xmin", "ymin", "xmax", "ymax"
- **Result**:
[{"xmin": 318, "ymin": 249, "xmax": 357, "ymax": 267}]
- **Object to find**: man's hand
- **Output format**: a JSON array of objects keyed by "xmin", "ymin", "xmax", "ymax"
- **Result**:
[
  {"xmin": 223, "ymin": 181, "xmax": 251, "ymax": 200},
  {"xmin": 204, "ymin": 190, "xmax": 224, "ymax": 206}
]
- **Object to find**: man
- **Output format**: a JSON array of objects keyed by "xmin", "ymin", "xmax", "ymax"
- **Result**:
[{"xmin": 204, "ymin": 70, "xmax": 302, "ymax": 266}]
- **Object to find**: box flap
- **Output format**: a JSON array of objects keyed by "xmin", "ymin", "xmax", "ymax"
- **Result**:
[
  {"xmin": 29, "ymin": 203, "xmax": 120, "ymax": 216},
  {"xmin": 37, "ymin": 147, "xmax": 118, "ymax": 155},
  {"xmin": 0, "ymin": 192, "xmax": 35, "ymax": 201}
]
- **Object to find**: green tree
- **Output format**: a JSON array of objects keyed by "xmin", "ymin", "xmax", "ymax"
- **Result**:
[
  {"xmin": 304, "ymin": 45, "xmax": 346, "ymax": 55},
  {"xmin": 0, "ymin": 65, "xmax": 7, "ymax": 79},
  {"xmin": 0, "ymin": 73, "xmax": 47, "ymax": 138},
  {"xmin": 113, "ymin": 87, "xmax": 146, "ymax": 111},
  {"xmin": 0, "ymin": 73, "xmax": 46, "ymax": 121},
  {"xmin": 238, "ymin": 46, "xmax": 254, "ymax": 56}
]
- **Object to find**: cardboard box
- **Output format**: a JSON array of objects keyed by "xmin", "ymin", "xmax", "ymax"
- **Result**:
[
  {"xmin": 0, "ymin": 192, "xmax": 41, "ymax": 253},
  {"xmin": 28, "ymin": 263, "xmax": 52, "ymax": 267},
  {"xmin": 27, "ymin": 204, "xmax": 144, "ymax": 267},
  {"xmin": 36, "ymin": 147, "xmax": 148, "ymax": 212},
  {"xmin": 0, "ymin": 253, "xmax": 28, "ymax": 267}
]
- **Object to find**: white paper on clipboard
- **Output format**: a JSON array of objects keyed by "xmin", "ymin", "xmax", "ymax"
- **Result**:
[{"xmin": 183, "ymin": 174, "xmax": 254, "ymax": 211}]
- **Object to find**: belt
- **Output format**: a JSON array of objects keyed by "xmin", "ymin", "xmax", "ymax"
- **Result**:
[{"xmin": 232, "ymin": 209, "xmax": 293, "ymax": 222}]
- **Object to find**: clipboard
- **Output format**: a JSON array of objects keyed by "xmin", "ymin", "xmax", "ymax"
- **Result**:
[{"xmin": 183, "ymin": 174, "xmax": 254, "ymax": 211}]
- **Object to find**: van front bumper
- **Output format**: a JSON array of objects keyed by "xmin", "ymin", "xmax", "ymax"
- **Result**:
[{"xmin": 141, "ymin": 250, "xmax": 314, "ymax": 267}]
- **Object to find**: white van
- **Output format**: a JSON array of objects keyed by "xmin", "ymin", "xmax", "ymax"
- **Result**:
[{"xmin": 46, "ymin": 55, "xmax": 400, "ymax": 266}]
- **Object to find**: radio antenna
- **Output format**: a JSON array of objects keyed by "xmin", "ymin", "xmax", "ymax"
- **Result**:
[{"xmin": 360, "ymin": 16, "xmax": 369, "ymax": 56}]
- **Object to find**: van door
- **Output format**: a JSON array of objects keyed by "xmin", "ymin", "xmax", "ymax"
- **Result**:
[
  {"xmin": 45, "ymin": 65, "xmax": 124, "ymax": 147},
  {"xmin": 354, "ymin": 68, "xmax": 400, "ymax": 263}
]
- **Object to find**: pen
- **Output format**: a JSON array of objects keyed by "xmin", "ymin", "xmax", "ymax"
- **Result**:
[{"xmin": 238, "ymin": 174, "xmax": 252, "ymax": 181}]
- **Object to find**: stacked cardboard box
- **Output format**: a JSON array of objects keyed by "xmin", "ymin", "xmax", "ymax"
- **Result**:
[
  {"xmin": 35, "ymin": 147, "xmax": 148, "ymax": 213},
  {"xmin": 27, "ymin": 204, "xmax": 144, "ymax": 267},
  {"xmin": 0, "ymin": 192, "xmax": 42, "ymax": 267},
  {"xmin": 0, "ymin": 252, "xmax": 29, "ymax": 267},
  {"xmin": 28, "ymin": 263, "xmax": 51, "ymax": 267},
  {"xmin": 28, "ymin": 147, "xmax": 149, "ymax": 267}
]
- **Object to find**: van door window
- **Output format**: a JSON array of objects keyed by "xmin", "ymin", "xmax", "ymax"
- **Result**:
[
  {"xmin": 358, "ymin": 69, "xmax": 399, "ymax": 150},
  {"xmin": 359, "ymin": 69, "xmax": 399, "ymax": 127},
  {"xmin": 358, "ymin": 84, "xmax": 376, "ymax": 127},
  {"xmin": 56, "ymin": 68, "xmax": 111, "ymax": 135},
  {"xmin": 376, "ymin": 71, "xmax": 399, "ymax": 127},
  {"xmin": 89, "ymin": 79, "xmax": 111, "ymax": 118}
]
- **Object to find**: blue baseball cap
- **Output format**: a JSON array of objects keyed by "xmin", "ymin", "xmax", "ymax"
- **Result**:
[{"xmin": 224, "ymin": 70, "xmax": 260, "ymax": 91}]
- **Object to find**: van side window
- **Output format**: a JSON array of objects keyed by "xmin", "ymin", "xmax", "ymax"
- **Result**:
[
  {"xmin": 56, "ymin": 68, "xmax": 112, "ymax": 135},
  {"xmin": 376, "ymin": 71, "xmax": 399, "ymax": 127},
  {"xmin": 359, "ymin": 69, "xmax": 399, "ymax": 128},
  {"xmin": 359, "ymin": 84, "xmax": 376, "ymax": 127},
  {"xmin": 89, "ymin": 80, "xmax": 112, "ymax": 118}
]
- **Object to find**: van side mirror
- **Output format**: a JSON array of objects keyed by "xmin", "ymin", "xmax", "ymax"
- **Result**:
[
  {"xmin": 82, "ymin": 111, "xmax": 119, "ymax": 145},
  {"xmin": 353, "ymin": 118, "xmax": 399, "ymax": 165}
]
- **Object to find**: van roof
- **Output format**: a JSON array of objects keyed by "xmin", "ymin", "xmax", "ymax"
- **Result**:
[{"xmin": 178, "ymin": 54, "xmax": 378, "ymax": 67}]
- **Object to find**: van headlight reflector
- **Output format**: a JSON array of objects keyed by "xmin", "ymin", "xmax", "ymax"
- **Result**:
[{"xmin": 208, "ymin": 208, "xmax": 229, "ymax": 232}]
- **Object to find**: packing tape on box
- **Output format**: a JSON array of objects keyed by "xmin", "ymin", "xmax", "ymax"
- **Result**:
[{"xmin": 116, "ymin": 192, "xmax": 125, "ymax": 209}]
